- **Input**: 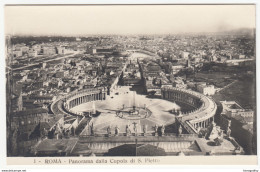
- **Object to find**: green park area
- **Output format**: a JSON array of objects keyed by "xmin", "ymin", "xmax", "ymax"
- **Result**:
[
  {"xmin": 213, "ymin": 76, "xmax": 255, "ymax": 110},
  {"xmin": 191, "ymin": 62, "xmax": 255, "ymax": 109}
]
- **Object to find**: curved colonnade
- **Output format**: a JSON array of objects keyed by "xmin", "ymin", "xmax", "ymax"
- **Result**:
[
  {"xmin": 161, "ymin": 87, "xmax": 217, "ymax": 133},
  {"xmin": 51, "ymin": 87, "xmax": 107, "ymax": 117},
  {"xmin": 51, "ymin": 86, "xmax": 217, "ymax": 135}
]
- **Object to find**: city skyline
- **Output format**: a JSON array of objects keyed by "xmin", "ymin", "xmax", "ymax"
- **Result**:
[
  {"xmin": 4, "ymin": 4, "xmax": 257, "ymax": 163},
  {"xmin": 5, "ymin": 5, "xmax": 255, "ymax": 35},
  {"xmin": 5, "ymin": 33, "xmax": 256, "ymax": 158}
]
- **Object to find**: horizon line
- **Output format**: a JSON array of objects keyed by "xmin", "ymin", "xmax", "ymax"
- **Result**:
[{"xmin": 6, "ymin": 27, "xmax": 256, "ymax": 37}]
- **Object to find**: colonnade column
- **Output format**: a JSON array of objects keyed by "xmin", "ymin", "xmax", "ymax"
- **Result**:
[{"xmin": 65, "ymin": 91, "xmax": 107, "ymax": 110}]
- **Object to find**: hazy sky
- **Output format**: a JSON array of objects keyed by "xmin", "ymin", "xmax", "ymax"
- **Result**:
[{"xmin": 5, "ymin": 5, "xmax": 255, "ymax": 35}]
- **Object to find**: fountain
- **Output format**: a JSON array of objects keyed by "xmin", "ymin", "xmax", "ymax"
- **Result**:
[{"xmin": 116, "ymin": 91, "xmax": 152, "ymax": 120}]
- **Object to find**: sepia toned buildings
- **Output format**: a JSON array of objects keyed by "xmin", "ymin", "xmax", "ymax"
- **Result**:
[{"xmin": 6, "ymin": 32, "xmax": 256, "ymax": 156}]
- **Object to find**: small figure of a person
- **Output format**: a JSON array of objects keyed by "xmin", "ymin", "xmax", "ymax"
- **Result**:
[
  {"xmin": 143, "ymin": 125, "xmax": 147, "ymax": 136},
  {"xmin": 90, "ymin": 123, "xmax": 94, "ymax": 136},
  {"xmin": 178, "ymin": 125, "xmax": 183, "ymax": 136},
  {"xmin": 161, "ymin": 125, "xmax": 165, "ymax": 136},
  {"xmin": 107, "ymin": 126, "xmax": 111, "ymax": 137},
  {"xmin": 154, "ymin": 125, "xmax": 158, "ymax": 136},
  {"xmin": 226, "ymin": 127, "xmax": 231, "ymax": 138},
  {"xmin": 133, "ymin": 122, "xmax": 138, "ymax": 135},
  {"xmin": 115, "ymin": 126, "xmax": 120, "ymax": 136},
  {"xmin": 126, "ymin": 125, "xmax": 131, "ymax": 136}
]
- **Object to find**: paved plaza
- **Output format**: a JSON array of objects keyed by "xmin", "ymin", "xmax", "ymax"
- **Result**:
[{"xmin": 71, "ymin": 86, "xmax": 180, "ymax": 135}]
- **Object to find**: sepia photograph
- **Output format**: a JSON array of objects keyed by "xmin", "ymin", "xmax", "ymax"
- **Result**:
[{"xmin": 3, "ymin": 4, "xmax": 257, "ymax": 165}]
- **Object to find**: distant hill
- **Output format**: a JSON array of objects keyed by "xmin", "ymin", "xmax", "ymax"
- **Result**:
[{"xmin": 219, "ymin": 28, "xmax": 255, "ymax": 37}]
